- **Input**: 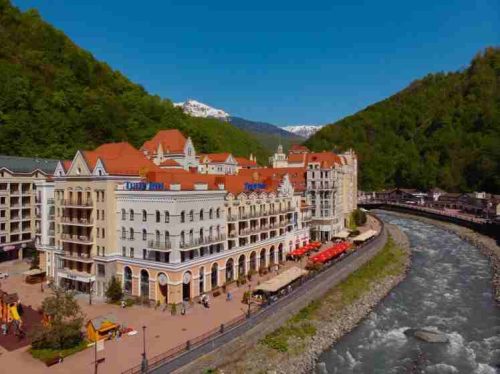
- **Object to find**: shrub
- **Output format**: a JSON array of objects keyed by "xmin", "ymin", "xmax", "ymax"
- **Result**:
[
  {"xmin": 352, "ymin": 209, "xmax": 367, "ymax": 226},
  {"xmin": 105, "ymin": 276, "xmax": 123, "ymax": 303}
]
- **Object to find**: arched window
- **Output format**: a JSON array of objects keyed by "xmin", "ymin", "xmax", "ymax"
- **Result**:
[
  {"xmin": 129, "ymin": 228, "xmax": 134, "ymax": 240},
  {"xmin": 140, "ymin": 269, "xmax": 149, "ymax": 298},
  {"xmin": 199, "ymin": 209, "xmax": 204, "ymax": 221},
  {"xmin": 155, "ymin": 230, "xmax": 160, "ymax": 243},
  {"xmin": 130, "ymin": 209, "xmax": 134, "ymax": 221},
  {"xmin": 189, "ymin": 210, "xmax": 194, "ymax": 222},
  {"xmin": 216, "ymin": 208, "xmax": 221, "ymax": 218},
  {"xmin": 180, "ymin": 231, "xmax": 185, "ymax": 245},
  {"xmin": 199, "ymin": 228, "xmax": 204, "ymax": 240},
  {"xmin": 142, "ymin": 210, "xmax": 147, "ymax": 222},
  {"xmin": 165, "ymin": 231, "xmax": 170, "ymax": 245},
  {"xmin": 124, "ymin": 267, "xmax": 132, "ymax": 294},
  {"xmin": 121, "ymin": 209, "xmax": 126, "ymax": 221},
  {"xmin": 211, "ymin": 263, "xmax": 218, "ymax": 288},
  {"xmin": 189, "ymin": 229, "xmax": 194, "ymax": 242},
  {"xmin": 156, "ymin": 210, "xmax": 160, "ymax": 223},
  {"xmin": 142, "ymin": 229, "xmax": 147, "ymax": 241},
  {"xmin": 164, "ymin": 211, "xmax": 170, "ymax": 223},
  {"xmin": 180, "ymin": 211, "xmax": 185, "ymax": 223},
  {"xmin": 209, "ymin": 208, "xmax": 213, "ymax": 219},
  {"xmin": 121, "ymin": 227, "xmax": 126, "ymax": 239}
]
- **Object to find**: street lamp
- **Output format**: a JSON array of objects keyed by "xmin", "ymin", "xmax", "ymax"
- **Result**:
[{"xmin": 141, "ymin": 325, "xmax": 148, "ymax": 373}]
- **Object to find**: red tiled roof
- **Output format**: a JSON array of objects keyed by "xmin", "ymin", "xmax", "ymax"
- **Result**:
[
  {"xmin": 159, "ymin": 159, "xmax": 181, "ymax": 167},
  {"xmin": 287, "ymin": 153, "xmax": 307, "ymax": 164},
  {"xmin": 235, "ymin": 157, "xmax": 257, "ymax": 168},
  {"xmin": 201, "ymin": 153, "xmax": 232, "ymax": 163},
  {"xmin": 82, "ymin": 142, "xmax": 161, "ymax": 176},
  {"xmin": 290, "ymin": 144, "xmax": 310, "ymax": 153},
  {"xmin": 62, "ymin": 160, "xmax": 72, "ymax": 171},
  {"xmin": 307, "ymin": 152, "xmax": 343, "ymax": 168},
  {"xmin": 141, "ymin": 129, "xmax": 187, "ymax": 155},
  {"xmin": 239, "ymin": 167, "xmax": 306, "ymax": 192}
]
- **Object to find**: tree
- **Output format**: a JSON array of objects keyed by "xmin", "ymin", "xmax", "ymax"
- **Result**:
[
  {"xmin": 105, "ymin": 276, "xmax": 123, "ymax": 303},
  {"xmin": 352, "ymin": 209, "xmax": 367, "ymax": 227},
  {"xmin": 31, "ymin": 286, "xmax": 85, "ymax": 350}
]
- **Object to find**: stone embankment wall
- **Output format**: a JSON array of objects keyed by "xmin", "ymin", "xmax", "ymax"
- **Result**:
[
  {"xmin": 382, "ymin": 210, "xmax": 500, "ymax": 303},
  {"xmin": 174, "ymin": 222, "xmax": 411, "ymax": 374}
]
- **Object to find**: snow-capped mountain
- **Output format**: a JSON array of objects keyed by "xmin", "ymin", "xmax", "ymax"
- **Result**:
[
  {"xmin": 174, "ymin": 99, "xmax": 229, "ymax": 121},
  {"xmin": 283, "ymin": 125, "xmax": 323, "ymax": 138}
]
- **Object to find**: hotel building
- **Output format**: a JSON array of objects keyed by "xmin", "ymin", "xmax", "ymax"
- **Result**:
[
  {"xmin": 0, "ymin": 155, "xmax": 58, "ymax": 262},
  {"xmin": 34, "ymin": 129, "xmax": 355, "ymax": 304}
]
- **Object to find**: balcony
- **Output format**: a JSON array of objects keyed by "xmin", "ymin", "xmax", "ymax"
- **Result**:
[
  {"xmin": 60, "ymin": 252, "xmax": 94, "ymax": 263},
  {"xmin": 61, "ymin": 199, "xmax": 93, "ymax": 209},
  {"xmin": 60, "ymin": 217, "xmax": 93, "ymax": 226},
  {"xmin": 180, "ymin": 234, "xmax": 226, "ymax": 250},
  {"xmin": 61, "ymin": 233, "xmax": 93, "ymax": 245},
  {"xmin": 147, "ymin": 239, "xmax": 172, "ymax": 251}
]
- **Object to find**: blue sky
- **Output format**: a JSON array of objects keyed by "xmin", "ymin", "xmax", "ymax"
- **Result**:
[{"xmin": 14, "ymin": 0, "xmax": 499, "ymax": 125}]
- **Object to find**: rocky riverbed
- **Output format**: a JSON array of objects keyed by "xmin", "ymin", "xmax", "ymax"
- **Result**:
[
  {"xmin": 379, "ymin": 210, "xmax": 500, "ymax": 303},
  {"xmin": 219, "ymin": 224, "xmax": 411, "ymax": 374}
]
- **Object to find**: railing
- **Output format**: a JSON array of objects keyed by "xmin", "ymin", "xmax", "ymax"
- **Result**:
[
  {"xmin": 61, "ymin": 217, "xmax": 93, "ymax": 225},
  {"xmin": 61, "ymin": 233, "xmax": 93, "ymax": 244},
  {"xmin": 179, "ymin": 234, "xmax": 226, "ymax": 249},
  {"xmin": 61, "ymin": 199, "xmax": 93, "ymax": 208},
  {"xmin": 122, "ymin": 222, "xmax": 386, "ymax": 374},
  {"xmin": 361, "ymin": 200, "xmax": 490, "ymax": 224},
  {"xmin": 148, "ymin": 240, "xmax": 172, "ymax": 251},
  {"xmin": 61, "ymin": 251, "xmax": 92, "ymax": 261}
]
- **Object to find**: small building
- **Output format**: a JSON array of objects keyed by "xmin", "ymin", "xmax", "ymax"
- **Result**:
[{"xmin": 86, "ymin": 314, "xmax": 119, "ymax": 342}]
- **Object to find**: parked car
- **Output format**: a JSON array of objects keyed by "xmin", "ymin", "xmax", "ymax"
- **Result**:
[{"xmin": 0, "ymin": 272, "xmax": 9, "ymax": 279}]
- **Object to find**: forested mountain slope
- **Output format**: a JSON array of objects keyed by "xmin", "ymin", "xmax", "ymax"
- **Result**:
[
  {"xmin": 306, "ymin": 47, "xmax": 500, "ymax": 193},
  {"xmin": 0, "ymin": 0, "xmax": 269, "ymax": 162}
]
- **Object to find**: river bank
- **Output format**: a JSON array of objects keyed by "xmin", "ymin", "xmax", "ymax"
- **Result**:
[
  {"xmin": 218, "ymin": 224, "xmax": 411, "ymax": 374},
  {"xmin": 378, "ymin": 210, "xmax": 500, "ymax": 303}
]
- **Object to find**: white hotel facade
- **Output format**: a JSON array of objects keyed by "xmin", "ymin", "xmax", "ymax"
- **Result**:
[{"xmin": 32, "ymin": 130, "xmax": 355, "ymax": 305}]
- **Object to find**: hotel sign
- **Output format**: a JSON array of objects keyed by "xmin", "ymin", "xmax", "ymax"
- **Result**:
[
  {"xmin": 125, "ymin": 182, "xmax": 165, "ymax": 191},
  {"xmin": 244, "ymin": 182, "xmax": 266, "ymax": 191}
]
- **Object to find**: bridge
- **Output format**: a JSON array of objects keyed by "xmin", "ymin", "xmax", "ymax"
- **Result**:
[{"xmin": 359, "ymin": 201, "xmax": 500, "ymax": 242}]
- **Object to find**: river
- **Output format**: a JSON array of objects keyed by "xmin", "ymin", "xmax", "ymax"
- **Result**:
[{"xmin": 318, "ymin": 212, "xmax": 500, "ymax": 374}]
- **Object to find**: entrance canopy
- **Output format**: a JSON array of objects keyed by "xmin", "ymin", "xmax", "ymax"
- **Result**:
[
  {"xmin": 351, "ymin": 229, "xmax": 377, "ymax": 243},
  {"xmin": 254, "ymin": 267, "xmax": 307, "ymax": 293},
  {"xmin": 333, "ymin": 230, "xmax": 350, "ymax": 239}
]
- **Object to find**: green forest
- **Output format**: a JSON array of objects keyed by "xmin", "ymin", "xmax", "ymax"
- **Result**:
[
  {"xmin": 306, "ymin": 47, "xmax": 500, "ymax": 193},
  {"xmin": 0, "ymin": 0, "xmax": 269, "ymax": 162}
]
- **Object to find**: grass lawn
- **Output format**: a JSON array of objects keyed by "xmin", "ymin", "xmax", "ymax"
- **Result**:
[
  {"xmin": 30, "ymin": 340, "xmax": 89, "ymax": 364},
  {"xmin": 260, "ymin": 234, "xmax": 407, "ymax": 353}
]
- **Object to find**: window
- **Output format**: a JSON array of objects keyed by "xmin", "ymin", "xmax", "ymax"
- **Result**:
[
  {"xmin": 189, "ymin": 210, "xmax": 194, "ymax": 222},
  {"xmin": 122, "ymin": 246, "xmax": 126, "ymax": 256},
  {"xmin": 155, "ymin": 230, "xmax": 160, "ymax": 243},
  {"xmin": 97, "ymin": 229, "xmax": 100, "ymax": 238},
  {"xmin": 143, "ymin": 249, "xmax": 147, "ymax": 259},
  {"xmin": 97, "ymin": 210, "xmax": 100, "ymax": 220},
  {"xmin": 216, "ymin": 208, "xmax": 220, "ymax": 218},
  {"xmin": 130, "ymin": 248, "xmax": 134, "ymax": 258},
  {"xmin": 142, "ymin": 210, "xmax": 147, "ymax": 222},
  {"xmin": 156, "ymin": 210, "xmax": 160, "ymax": 223},
  {"xmin": 165, "ymin": 231, "xmax": 170, "ymax": 244},
  {"xmin": 209, "ymin": 208, "xmax": 213, "ymax": 219},
  {"xmin": 180, "ymin": 231, "xmax": 185, "ymax": 245},
  {"xmin": 130, "ymin": 209, "xmax": 134, "ymax": 221},
  {"xmin": 102, "ymin": 228, "xmax": 105, "ymax": 239},
  {"xmin": 97, "ymin": 245, "xmax": 100, "ymax": 256},
  {"xmin": 129, "ymin": 228, "xmax": 134, "ymax": 240},
  {"xmin": 199, "ymin": 209, "xmax": 204, "ymax": 221},
  {"xmin": 121, "ymin": 227, "xmax": 126, "ymax": 239},
  {"xmin": 97, "ymin": 264, "xmax": 105, "ymax": 277},
  {"xmin": 180, "ymin": 211, "xmax": 185, "ymax": 223},
  {"xmin": 142, "ymin": 229, "xmax": 147, "ymax": 241},
  {"xmin": 164, "ymin": 211, "xmax": 170, "ymax": 223},
  {"xmin": 102, "ymin": 210, "xmax": 105, "ymax": 220}
]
